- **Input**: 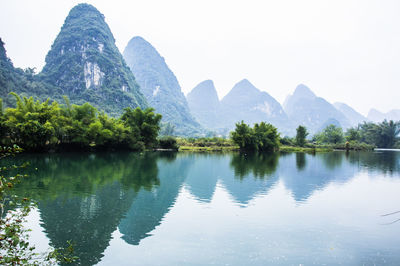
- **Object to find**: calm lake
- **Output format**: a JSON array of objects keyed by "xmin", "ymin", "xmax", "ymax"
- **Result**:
[{"xmin": 6, "ymin": 150, "xmax": 400, "ymax": 265}]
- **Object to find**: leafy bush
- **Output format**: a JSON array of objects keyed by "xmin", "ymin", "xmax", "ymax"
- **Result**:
[
  {"xmin": 313, "ymin": 125, "xmax": 344, "ymax": 144},
  {"xmin": 231, "ymin": 121, "xmax": 280, "ymax": 152},
  {"xmin": 158, "ymin": 136, "xmax": 179, "ymax": 150},
  {"xmin": 0, "ymin": 94, "xmax": 162, "ymax": 152},
  {"xmin": 280, "ymin": 136, "xmax": 294, "ymax": 146},
  {"xmin": 295, "ymin": 125, "xmax": 308, "ymax": 147}
]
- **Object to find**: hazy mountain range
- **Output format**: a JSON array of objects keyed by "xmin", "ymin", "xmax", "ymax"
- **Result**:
[
  {"xmin": 187, "ymin": 80, "xmax": 393, "ymax": 135},
  {"xmin": 0, "ymin": 3, "xmax": 398, "ymax": 137},
  {"xmin": 367, "ymin": 108, "xmax": 400, "ymax": 123}
]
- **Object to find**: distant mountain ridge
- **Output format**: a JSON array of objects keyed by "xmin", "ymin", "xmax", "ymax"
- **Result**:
[
  {"xmin": 187, "ymin": 79, "xmax": 291, "ymax": 135},
  {"xmin": 367, "ymin": 108, "xmax": 400, "ymax": 122},
  {"xmin": 334, "ymin": 102, "xmax": 366, "ymax": 126},
  {"xmin": 284, "ymin": 84, "xmax": 350, "ymax": 133},
  {"xmin": 220, "ymin": 79, "xmax": 290, "ymax": 132},
  {"xmin": 123, "ymin": 36, "xmax": 201, "ymax": 136}
]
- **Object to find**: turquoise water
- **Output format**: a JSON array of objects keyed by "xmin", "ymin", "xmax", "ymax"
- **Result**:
[{"xmin": 7, "ymin": 150, "xmax": 400, "ymax": 265}]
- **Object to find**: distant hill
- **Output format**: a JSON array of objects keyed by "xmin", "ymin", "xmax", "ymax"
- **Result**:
[
  {"xmin": 39, "ymin": 3, "xmax": 147, "ymax": 116},
  {"xmin": 334, "ymin": 102, "xmax": 366, "ymax": 126},
  {"xmin": 123, "ymin": 36, "xmax": 201, "ymax": 136},
  {"xmin": 284, "ymin": 84, "xmax": 350, "ymax": 133},
  {"xmin": 367, "ymin": 108, "xmax": 400, "ymax": 123},
  {"xmin": 187, "ymin": 80, "xmax": 221, "ymax": 130},
  {"xmin": 220, "ymin": 79, "xmax": 290, "ymax": 133},
  {"xmin": 187, "ymin": 79, "xmax": 291, "ymax": 135}
]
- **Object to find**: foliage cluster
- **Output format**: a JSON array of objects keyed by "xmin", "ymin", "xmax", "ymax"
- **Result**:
[
  {"xmin": 158, "ymin": 136, "xmax": 179, "ymax": 150},
  {"xmin": 0, "ymin": 94, "xmax": 161, "ymax": 152},
  {"xmin": 312, "ymin": 120, "xmax": 399, "ymax": 148},
  {"xmin": 177, "ymin": 137, "xmax": 237, "ymax": 151},
  {"xmin": 230, "ymin": 121, "xmax": 280, "ymax": 152},
  {"xmin": 295, "ymin": 125, "xmax": 308, "ymax": 147},
  {"xmin": 313, "ymin": 124, "xmax": 344, "ymax": 144},
  {"xmin": 177, "ymin": 137, "xmax": 233, "ymax": 147}
]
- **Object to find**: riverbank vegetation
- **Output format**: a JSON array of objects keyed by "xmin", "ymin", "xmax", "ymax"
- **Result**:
[
  {"xmin": 177, "ymin": 137, "xmax": 238, "ymax": 151},
  {"xmin": 1, "ymin": 94, "xmax": 398, "ymax": 153},
  {"xmin": 0, "ymin": 94, "xmax": 161, "ymax": 152}
]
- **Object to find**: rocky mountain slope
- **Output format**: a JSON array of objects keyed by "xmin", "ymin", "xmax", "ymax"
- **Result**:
[
  {"xmin": 39, "ymin": 3, "xmax": 147, "ymax": 115},
  {"xmin": 0, "ymin": 38, "xmax": 58, "ymax": 107},
  {"xmin": 123, "ymin": 36, "xmax": 201, "ymax": 136}
]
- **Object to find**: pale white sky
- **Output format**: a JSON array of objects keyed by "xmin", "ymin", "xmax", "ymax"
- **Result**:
[{"xmin": 1, "ymin": 0, "xmax": 399, "ymax": 116}]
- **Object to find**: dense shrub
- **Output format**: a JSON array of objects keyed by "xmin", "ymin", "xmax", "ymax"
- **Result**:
[{"xmin": 158, "ymin": 136, "xmax": 179, "ymax": 150}]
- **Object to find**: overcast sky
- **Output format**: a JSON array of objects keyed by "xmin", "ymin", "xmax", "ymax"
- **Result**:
[{"xmin": 1, "ymin": 0, "xmax": 399, "ymax": 115}]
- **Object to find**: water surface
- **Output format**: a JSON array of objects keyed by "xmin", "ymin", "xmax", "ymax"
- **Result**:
[{"xmin": 7, "ymin": 150, "xmax": 400, "ymax": 265}]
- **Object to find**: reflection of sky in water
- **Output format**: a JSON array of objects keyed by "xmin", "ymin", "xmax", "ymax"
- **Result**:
[{"xmin": 11, "ymin": 151, "xmax": 400, "ymax": 265}]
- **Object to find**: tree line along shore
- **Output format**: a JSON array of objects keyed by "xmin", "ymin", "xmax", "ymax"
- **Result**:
[{"xmin": 1, "ymin": 94, "xmax": 398, "ymax": 153}]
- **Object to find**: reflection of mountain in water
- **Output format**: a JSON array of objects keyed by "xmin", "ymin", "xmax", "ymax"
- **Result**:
[
  {"xmin": 118, "ymin": 154, "xmax": 192, "ymax": 245},
  {"xmin": 184, "ymin": 153, "xmax": 226, "ymax": 203},
  {"xmin": 11, "ymin": 152, "xmax": 164, "ymax": 265},
  {"xmin": 184, "ymin": 153, "xmax": 280, "ymax": 205},
  {"xmin": 7, "ymin": 150, "xmax": 400, "ymax": 264},
  {"xmin": 279, "ymin": 152, "xmax": 358, "ymax": 202},
  {"xmin": 39, "ymin": 182, "xmax": 135, "ymax": 265}
]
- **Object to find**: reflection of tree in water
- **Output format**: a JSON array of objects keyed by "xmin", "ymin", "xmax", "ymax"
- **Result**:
[
  {"xmin": 219, "ymin": 152, "xmax": 279, "ymax": 205},
  {"xmin": 295, "ymin": 152, "xmax": 306, "ymax": 171},
  {"xmin": 11, "ymin": 152, "xmax": 164, "ymax": 265},
  {"xmin": 230, "ymin": 152, "xmax": 279, "ymax": 179},
  {"xmin": 322, "ymin": 152, "xmax": 344, "ymax": 170},
  {"xmin": 346, "ymin": 151, "xmax": 400, "ymax": 175},
  {"xmin": 118, "ymin": 153, "xmax": 192, "ymax": 245},
  {"xmin": 184, "ymin": 153, "xmax": 226, "ymax": 203},
  {"xmin": 9, "ymin": 152, "xmax": 160, "ymax": 198}
]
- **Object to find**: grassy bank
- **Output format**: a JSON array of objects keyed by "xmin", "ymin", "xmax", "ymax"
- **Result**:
[
  {"xmin": 176, "ymin": 137, "xmax": 239, "ymax": 152},
  {"xmin": 175, "ymin": 137, "xmax": 375, "ymax": 153}
]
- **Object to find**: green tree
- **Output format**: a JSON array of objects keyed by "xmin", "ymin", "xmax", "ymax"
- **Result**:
[
  {"xmin": 253, "ymin": 122, "xmax": 280, "ymax": 152},
  {"xmin": 313, "ymin": 125, "xmax": 344, "ymax": 144},
  {"xmin": 345, "ymin": 127, "xmax": 361, "ymax": 142},
  {"xmin": 230, "ymin": 121, "xmax": 256, "ymax": 151},
  {"xmin": 121, "ymin": 107, "xmax": 162, "ymax": 149},
  {"xmin": 295, "ymin": 125, "xmax": 308, "ymax": 147},
  {"xmin": 378, "ymin": 120, "xmax": 400, "ymax": 148},
  {"xmin": 358, "ymin": 120, "xmax": 400, "ymax": 148},
  {"xmin": 231, "ymin": 121, "xmax": 279, "ymax": 152}
]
